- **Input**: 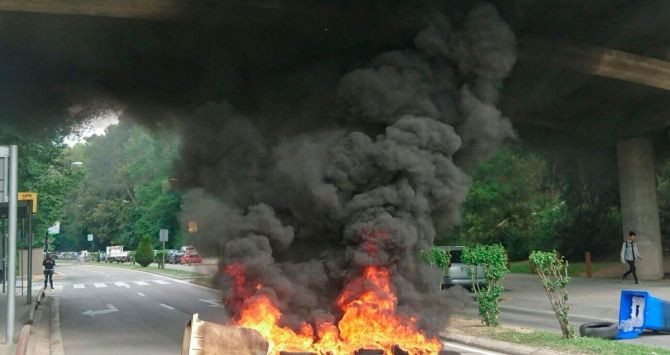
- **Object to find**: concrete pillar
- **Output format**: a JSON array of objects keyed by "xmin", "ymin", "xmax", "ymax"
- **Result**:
[{"xmin": 617, "ymin": 137, "xmax": 663, "ymax": 280}]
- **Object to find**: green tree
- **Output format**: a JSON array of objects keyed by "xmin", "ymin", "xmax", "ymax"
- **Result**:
[
  {"xmin": 61, "ymin": 121, "xmax": 183, "ymax": 250},
  {"xmin": 449, "ymin": 145, "xmax": 565, "ymax": 260},
  {"xmin": 135, "ymin": 235, "xmax": 154, "ymax": 267}
]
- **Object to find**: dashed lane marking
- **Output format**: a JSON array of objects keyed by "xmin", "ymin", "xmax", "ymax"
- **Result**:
[
  {"xmin": 114, "ymin": 282, "xmax": 130, "ymax": 288},
  {"xmin": 133, "ymin": 281, "xmax": 149, "ymax": 286},
  {"xmin": 137, "ymin": 292, "xmax": 146, "ymax": 297},
  {"xmin": 94, "ymin": 283, "xmax": 107, "ymax": 288},
  {"xmin": 159, "ymin": 303, "xmax": 175, "ymax": 310},
  {"xmin": 73, "ymin": 284, "xmax": 85, "ymax": 289},
  {"xmin": 153, "ymin": 280, "xmax": 170, "ymax": 285}
]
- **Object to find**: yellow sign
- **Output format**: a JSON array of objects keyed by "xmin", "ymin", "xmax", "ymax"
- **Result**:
[
  {"xmin": 187, "ymin": 221, "xmax": 198, "ymax": 233},
  {"xmin": 18, "ymin": 192, "xmax": 37, "ymax": 213}
]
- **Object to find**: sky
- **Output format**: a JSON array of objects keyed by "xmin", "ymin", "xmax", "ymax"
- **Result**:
[{"xmin": 63, "ymin": 112, "xmax": 120, "ymax": 146}]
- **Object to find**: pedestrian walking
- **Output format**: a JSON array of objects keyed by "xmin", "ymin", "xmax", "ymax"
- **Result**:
[
  {"xmin": 621, "ymin": 231, "xmax": 642, "ymax": 284},
  {"xmin": 43, "ymin": 254, "xmax": 55, "ymax": 289}
]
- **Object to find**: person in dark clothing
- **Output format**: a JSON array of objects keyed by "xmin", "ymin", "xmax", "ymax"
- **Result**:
[
  {"xmin": 43, "ymin": 254, "xmax": 55, "ymax": 289},
  {"xmin": 620, "ymin": 231, "xmax": 642, "ymax": 284}
]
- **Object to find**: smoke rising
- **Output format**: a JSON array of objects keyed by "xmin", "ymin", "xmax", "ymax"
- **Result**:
[
  {"xmin": 177, "ymin": 2, "xmax": 516, "ymax": 335},
  {"xmin": 0, "ymin": 0, "xmax": 516, "ymax": 338}
]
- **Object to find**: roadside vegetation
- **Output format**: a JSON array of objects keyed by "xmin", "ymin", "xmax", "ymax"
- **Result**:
[
  {"xmin": 462, "ymin": 244, "xmax": 508, "ymax": 326},
  {"xmin": 487, "ymin": 328, "xmax": 670, "ymax": 355},
  {"xmin": 529, "ymin": 250, "xmax": 574, "ymax": 339}
]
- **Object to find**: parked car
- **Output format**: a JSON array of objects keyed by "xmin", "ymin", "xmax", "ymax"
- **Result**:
[
  {"xmin": 169, "ymin": 250, "xmax": 184, "ymax": 264},
  {"xmin": 181, "ymin": 250, "xmax": 202, "ymax": 264},
  {"xmin": 439, "ymin": 246, "xmax": 487, "ymax": 290}
]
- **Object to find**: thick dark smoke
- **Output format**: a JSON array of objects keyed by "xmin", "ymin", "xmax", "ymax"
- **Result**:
[
  {"xmin": 0, "ymin": 0, "xmax": 515, "ymax": 338},
  {"xmin": 178, "ymin": 3, "xmax": 516, "ymax": 335}
]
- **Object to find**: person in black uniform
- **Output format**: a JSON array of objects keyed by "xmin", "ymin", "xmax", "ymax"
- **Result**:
[{"xmin": 43, "ymin": 254, "xmax": 55, "ymax": 289}]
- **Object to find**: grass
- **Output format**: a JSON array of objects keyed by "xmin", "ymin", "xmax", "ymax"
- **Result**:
[
  {"xmin": 84, "ymin": 261, "xmax": 211, "ymax": 281},
  {"xmin": 487, "ymin": 328, "xmax": 670, "ymax": 355},
  {"xmin": 509, "ymin": 260, "xmax": 620, "ymax": 276}
]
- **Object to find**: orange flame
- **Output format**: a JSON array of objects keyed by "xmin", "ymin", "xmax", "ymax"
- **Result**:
[{"xmin": 225, "ymin": 264, "xmax": 441, "ymax": 354}]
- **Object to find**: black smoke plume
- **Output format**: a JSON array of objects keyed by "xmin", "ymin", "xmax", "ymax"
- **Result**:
[{"xmin": 178, "ymin": 3, "xmax": 516, "ymax": 335}]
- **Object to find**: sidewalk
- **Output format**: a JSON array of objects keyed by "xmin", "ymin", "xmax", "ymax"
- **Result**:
[{"xmin": 0, "ymin": 276, "xmax": 43, "ymax": 353}]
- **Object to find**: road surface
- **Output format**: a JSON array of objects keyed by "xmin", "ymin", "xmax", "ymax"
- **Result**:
[
  {"xmin": 52, "ymin": 264, "xmax": 227, "ymax": 355},
  {"xmin": 51, "ymin": 264, "xmax": 501, "ymax": 354}
]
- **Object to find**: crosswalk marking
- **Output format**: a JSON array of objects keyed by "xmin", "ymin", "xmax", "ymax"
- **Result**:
[
  {"xmin": 159, "ymin": 303, "xmax": 175, "ymax": 310},
  {"xmin": 55, "ymin": 279, "xmax": 179, "ymax": 290}
]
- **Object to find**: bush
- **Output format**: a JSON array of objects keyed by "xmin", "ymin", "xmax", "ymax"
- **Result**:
[
  {"xmin": 134, "ymin": 235, "xmax": 154, "ymax": 267},
  {"xmin": 419, "ymin": 247, "xmax": 451, "ymax": 275},
  {"xmin": 529, "ymin": 250, "xmax": 575, "ymax": 339},
  {"xmin": 155, "ymin": 251, "xmax": 166, "ymax": 269},
  {"xmin": 462, "ymin": 244, "xmax": 508, "ymax": 326}
]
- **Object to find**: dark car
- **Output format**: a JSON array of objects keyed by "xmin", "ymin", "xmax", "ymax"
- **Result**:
[{"xmin": 169, "ymin": 251, "xmax": 184, "ymax": 264}]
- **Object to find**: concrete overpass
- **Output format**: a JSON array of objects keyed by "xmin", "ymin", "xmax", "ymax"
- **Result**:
[{"xmin": 1, "ymin": 0, "xmax": 670, "ymax": 279}]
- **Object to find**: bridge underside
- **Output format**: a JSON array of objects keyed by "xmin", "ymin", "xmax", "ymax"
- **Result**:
[{"xmin": 2, "ymin": 0, "xmax": 670, "ymax": 278}]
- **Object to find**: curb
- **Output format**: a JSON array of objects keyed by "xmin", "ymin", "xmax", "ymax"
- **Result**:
[
  {"xmin": 440, "ymin": 330, "xmax": 571, "ymax": 355},
  {"xmin": 13, "ymin": 290, "xmax": 46, "ymax": 355}
]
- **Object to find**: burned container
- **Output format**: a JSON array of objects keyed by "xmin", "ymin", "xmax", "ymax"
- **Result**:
[{"xmin": 618, "ymin": 290, "xmax": 670, "ymax": 339}]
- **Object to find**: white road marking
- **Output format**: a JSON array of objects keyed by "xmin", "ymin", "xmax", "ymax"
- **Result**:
[
  {"xmin": 153, "ymin": 280, "xmax": 170, "ymax": 285},
  {"xmin": 199, "ymin": 299, "xmax": 224, "ymax": 308},
  {"xmin": 159, "ymin": 303, "xmax": 175, "ymax": 310},
  {"xmin": 82, "ymin": 304, "xmax": 118, "ymax": 317},
  {"xmin": 114, "ymin": 282, "xmax": 130, "ymax": 288},
  {"xmin": 54, "ymin": 284, "xmax": 63, "ymax": 290},
  {"xmin": 133, "ymin": 281, "xmax": 149, "ymax": 286},
  {"xmin": 94, "ymin": 283, "xmax": 107, "ymax": 288},
  {"xmin": 73, "ymin": 284, "xmax": 85, "ymax": 289},
  {"xmin": 137, "ymin": 292, "xmax": 146, "ymax": 297},
  {"xmin": 442, "ymin": 341, "xmax": 505, "ymax": 355}
]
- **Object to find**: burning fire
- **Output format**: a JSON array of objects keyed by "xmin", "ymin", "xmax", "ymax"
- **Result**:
[{"xmin": 224, "ymin": 264, "xmax": 442, "ymax": 354}]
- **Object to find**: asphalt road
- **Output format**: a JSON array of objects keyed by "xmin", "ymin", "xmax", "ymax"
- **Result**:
[
  {"xmin": 49, "ymin": 264, "xmax": 501, "ymax": 355},
  {"xmin": 52, "ymin": 264, "xmax": 228, "ymax": 355}
]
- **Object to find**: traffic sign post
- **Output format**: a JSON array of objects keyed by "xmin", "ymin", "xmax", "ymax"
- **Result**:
[
  {"xmin": 87, "ymin": 234, "xmax": 93, "ymax": 261},
  {"xmin": 159, "ymin": 229, "xmax": 168, "ymax": 269}
]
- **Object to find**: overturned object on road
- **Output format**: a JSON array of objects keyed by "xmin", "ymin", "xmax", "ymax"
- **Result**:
[
  {"xmin": 181, "ymin": 313, "xmax": 269, "ymax": 355},
  {"xmin": 617, "ymin": 290, "xmax": 670, "ymax": 339}
]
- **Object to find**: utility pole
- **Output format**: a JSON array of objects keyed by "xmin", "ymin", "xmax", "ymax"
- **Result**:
[{"xmin": 6, "ymin": 145, "xmax": 18, "ymax": 344}]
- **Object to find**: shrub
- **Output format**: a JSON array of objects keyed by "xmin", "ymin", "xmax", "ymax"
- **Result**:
[
  {"xmin": 462, "ymin": 244, "xmax": 508, "ymax": 326},
  {"xmin": 134, "ymin": 235, "xmax": 154, "ymax": 267},
  {"xmin": 155, "ymin": 251, "xmax": 166, "ymax": 269},
  {"xmin": 529, "ymin": 250, "xmax": 575, "ymax": 339},
  {"xmin": 419, "ymin": 247, "xmax": 451, "ymax": 275}
]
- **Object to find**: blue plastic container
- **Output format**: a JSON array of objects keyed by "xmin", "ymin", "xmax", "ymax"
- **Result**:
[{"xmin": 618, "ymin": 290, "xmax": 670, "ymax": 339}]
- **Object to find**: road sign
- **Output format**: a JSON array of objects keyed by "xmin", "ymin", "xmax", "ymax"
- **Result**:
[
  {"xmin": 159, "ymin": 229, "xmax": 168, "ymax": 242},
  {"xmin": 187, "ymin": 221, "xmax": 198, "ymax": 233},
  {"xmin": 18, "ymin": 192, "xmax": 37, "ymax": 213},
  {"xmin": 87, "ymin": 234, "xmax": 93, "ymax": 242}
]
